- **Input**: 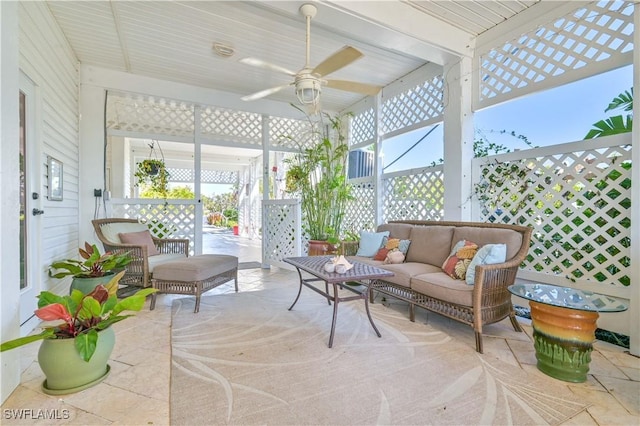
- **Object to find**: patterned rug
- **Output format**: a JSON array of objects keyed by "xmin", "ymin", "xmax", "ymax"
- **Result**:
[{"xmin": 170, "ymin": 288, "xmax": 588, "ymax": 425}]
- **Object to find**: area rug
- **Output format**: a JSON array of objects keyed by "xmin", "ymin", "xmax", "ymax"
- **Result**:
[{"xmin": 170, "ymin": 288, "xmax": 587, "ymax": 425}]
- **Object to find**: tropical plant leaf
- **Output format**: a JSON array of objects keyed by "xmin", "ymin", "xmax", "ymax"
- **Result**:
[
  {"xmin": 584, "ymin": 115, "xmax": 633, "ymax": 139},
  {"xmin": 75, "ymin": 329, "xmax": 98, "ymax": 362},
  {"xmin": 605, "ymin": 88, "xmax": 633, "ymax": 112},
  {"xmin": 0, "ymin": 329, "xmax": 54, "ymax": 352}
]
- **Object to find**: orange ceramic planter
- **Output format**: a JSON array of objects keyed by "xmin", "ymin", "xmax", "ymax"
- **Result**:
[{"xmin": 530, "ymin": 301, "xmax": 598, "ymax": 383}]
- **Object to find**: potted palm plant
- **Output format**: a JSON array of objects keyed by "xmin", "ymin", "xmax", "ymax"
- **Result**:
[
  {"xmin": 49, "ymin": 242, "xmax": 132, "ymax": 294},
  {"xmin": 1, "ymin": 274, "xmax": 156, "ymax": 394},
  {"xmin": 284, "ymin": 112, "xmax": 352, "ymax": 255}
]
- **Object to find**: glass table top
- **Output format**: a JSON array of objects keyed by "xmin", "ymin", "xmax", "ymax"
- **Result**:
[{"xmin": 508, "ymin": 283, "xmax": 628, "ymax": 312}]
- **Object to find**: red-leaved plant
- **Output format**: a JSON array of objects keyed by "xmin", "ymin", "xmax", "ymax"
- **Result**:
[{"xmin": 1, "ymin": 271, "xmax": 156, "ymax": 361}]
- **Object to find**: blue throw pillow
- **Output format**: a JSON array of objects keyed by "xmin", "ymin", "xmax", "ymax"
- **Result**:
[
  {"xmin": 465, "ymin": 244, "xmax": 507, "ymax": 285},
  {"xmin": 356, "ymin": 231, "xmax": 390, "ymax": 257}
]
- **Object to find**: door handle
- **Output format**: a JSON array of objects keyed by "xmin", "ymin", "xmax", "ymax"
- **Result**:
[{"xmin": 32, "ymin": 208, "xmax": 44, "ymax": 216}]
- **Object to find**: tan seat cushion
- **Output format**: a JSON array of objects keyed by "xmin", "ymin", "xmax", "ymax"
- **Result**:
[
  {"xmin": 153, "ymin": 254, "xmax": 238, "ymax": 282},
  {"xmin": 411, "ymin": 272, "xmax": 474, "ymax": 307},
  {"xmin": 148, "ymin": 253, "xmax": 189, "ymax": 273},
  {"xmin": 378, "ymin": 263, "xmax": 442, "ymax": 288},
  {"xmin": 451, "ymin": 227, "xmax": 523, "ymax": 260},
  {"xmin": 405, "ymin": 226, "xmax": 454, "ymax": 266}
]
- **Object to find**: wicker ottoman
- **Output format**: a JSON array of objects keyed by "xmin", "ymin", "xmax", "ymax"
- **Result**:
[{"xmin": 150, "ymin": 254, "xmax": 238, "ymax": 313}]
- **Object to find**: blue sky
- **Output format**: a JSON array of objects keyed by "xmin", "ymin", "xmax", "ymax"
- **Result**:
[{"xmin": 383, "ymin": 65, "xmax": 633, "ymax": 172}]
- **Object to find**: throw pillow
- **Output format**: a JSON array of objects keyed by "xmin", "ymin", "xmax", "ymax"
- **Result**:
[
  {"xmin": 397, "ymin": 239, "xmax": 411, "ymax": 255},
  {"xmin": 119, "ymin": 230, "xmax": 160, "ymax": 256},
  {"xmin": 442, "ymin": 240, "xmax": 478, "ymax": 280},
  {"xmin": 356, "ymin": 230, "xmax": 390, "ymax": 257},
  {"xmin": 465, "ymin": 244, "xmax": 507, "ymax": 285},
  {"xmin": 384, "ymin": 250, "xmax": 405, "ymax": 264},
  {"xmin": 373, "ymin": 247, "xmax": 389, "ymax": 261},
  {"xmin": 385, "ymin": 238, "xmax": 400, "ymax": 250}
]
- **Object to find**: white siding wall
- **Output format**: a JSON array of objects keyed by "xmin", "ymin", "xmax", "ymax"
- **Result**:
[
  {"xmin": 19, "ymin": 1, "xmax": 80, "ymax": 295},
  {"xmin": 1, "ymin": 1, "xmax": 79, "ymax": 404}
]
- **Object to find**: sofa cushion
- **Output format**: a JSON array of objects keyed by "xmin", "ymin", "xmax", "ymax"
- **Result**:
[
  {"xmin": 377, "ymin": 223, "xmax": 413, "ymax": 240},
  {"xmin": 405, "ymin": 225, "xmax": 454, "ymax": 266},
  {"xmin": 451, "ymin": 227, "xmax": 523, "ymax": 260},
  {"xmin": 376, "ymin": 262, "xmax": 441, "ymax": 288},
  {"xmin": 465, "ymin": 244, "xmax": 507, "ymax": 285},
  {"xmin": 101, "ymin": 222, "xmax": 148, "ymax": 243},
  {"xmin": 356, "ymin": 231, "xmax": 389, "ymax": 257},
  {"xmin": 119, "ymin": 230, "xmax": 160, "ymax": 256},
  {"xmin": 411, "ymin": 272, "xmax": 474, "ymax": 307}
]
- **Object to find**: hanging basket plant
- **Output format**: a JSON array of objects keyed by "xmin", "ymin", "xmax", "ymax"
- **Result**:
[
  {"xmin": 134, "ymin": 159, "xmax": 170, "ymax": 195},
  {"xmin": 134, "ymin": 140, "xmax": 170, "ymax": 196}
]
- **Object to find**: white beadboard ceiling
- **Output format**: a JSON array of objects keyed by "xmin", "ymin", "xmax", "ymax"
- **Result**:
[{"xmin": 45, "ymin": 0, "xmax": 542, "ymax": 113}]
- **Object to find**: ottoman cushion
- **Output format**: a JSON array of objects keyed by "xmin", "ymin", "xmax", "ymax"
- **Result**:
[{"xmin": 153, "ymin": 254, "xmax": 238, "ymax": 282}]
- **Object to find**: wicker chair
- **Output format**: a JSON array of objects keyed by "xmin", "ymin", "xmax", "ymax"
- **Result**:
[{"xmin": 92, "ymin": 218, "xmax": 189, "ymax": 289}]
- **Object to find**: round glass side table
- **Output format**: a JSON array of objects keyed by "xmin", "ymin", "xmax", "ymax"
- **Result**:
[{"xmin": 508, "ymin": 283, "xmax": 627, "ymax": 383}]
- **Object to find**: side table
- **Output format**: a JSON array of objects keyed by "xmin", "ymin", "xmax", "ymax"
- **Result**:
[{"xmin": 508, "ymin": 283, "xmax": 627, "ymax": 383}]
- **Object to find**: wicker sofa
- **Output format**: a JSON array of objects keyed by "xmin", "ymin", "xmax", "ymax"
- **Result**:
[
  {"xmin": 92, "ymin": 218, "xmax": 189, "ymax": 289},
  {"xmin": 353, "ymin": 220, "xmax": 532, "ymax": 353}
]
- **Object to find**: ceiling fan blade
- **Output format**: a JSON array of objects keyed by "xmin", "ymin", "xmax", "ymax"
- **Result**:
[
  {"xmin": 312, "ymin": 46, "xmax": 363, "ymax": 77},
  {"xmin": 241, "ymin": 84, "xmax": 291, "ymax": 101},
  {"xmin": 239, "ymin": 57, "xmax": 297, "ymax": 77},
  {"xmin": 325, "ymin": 79, "xmax": 381, "ymax": 96}
]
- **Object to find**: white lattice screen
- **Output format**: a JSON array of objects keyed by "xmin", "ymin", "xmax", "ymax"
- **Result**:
[
  {"xmin": 270, "ymin": 115, "xmax": 318, "ymax": 151},
  {"xmin": 382, "ymin": 165, "xmax": 445, "ymax": 221},
  {"xmin": 380, "ymin": 75, "xmax": 444, "ymax": 136},
  {"xmin": 262, "ymin": 199, "xmax": 302, "ymax": 267},
  {"xmin": 106, "ymin": 93, "xmax": 195, "ymax": 137},
  {"xmin": 474, "ymin": 135, "xmax": 631, "ymax": 288},
  {"xmin": 344, "ymin": 181, "xmax": 376, "ymax": 233},
  {"xmin": 200, "ymin": 107, "xmax": 262, "ymax": 145},
  {"xmin": 350, "ymin": 107, "xmax": 376, "ymax": 146},
  {"xmin": 109, "ymin": 200, "xmax": 198, "ymax": 256},
  {"xmin": 478, "ymin": 1, "xmax": 634, "ymax": 108}
]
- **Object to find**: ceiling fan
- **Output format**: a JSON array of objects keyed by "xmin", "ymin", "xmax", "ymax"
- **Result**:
[{"xmin": 239, "ymin": 3, "xmax": 381, "ymax": 105}]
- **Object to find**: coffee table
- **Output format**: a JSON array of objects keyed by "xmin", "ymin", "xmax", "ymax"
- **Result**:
[
  {"xmin": 284, "ymin": 256, "xmax": 394, "ymax": 348},
  {"xmin": 509, "ymin": 282, "xmax": 627, "ymax": 382}
]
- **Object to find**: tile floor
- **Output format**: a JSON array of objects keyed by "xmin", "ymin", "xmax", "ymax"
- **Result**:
[{"xmin": 2, "ymin": 266, "xmax": 639, "ymax": 425}]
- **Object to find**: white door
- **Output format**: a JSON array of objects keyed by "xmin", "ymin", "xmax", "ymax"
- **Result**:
[{"xmin": 19, "ymin": 73, "xmax": 41, "ymax": 327}]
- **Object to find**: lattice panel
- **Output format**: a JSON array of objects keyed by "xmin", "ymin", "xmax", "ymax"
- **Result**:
[
  {"xmin": 109, "ymin": 201, "xmax": 197, "ymax": 256},
  {"xmin": 383, "ymin": 166, "xmax": 445, "ymax": 221},
  {"xmin": 200, "ymin": 107, "xmax": 262, "ymax": 145},
  {"xmin": 344, "ymin": 181, "xmax": 376, "ymax": 233},
  {"xmin": 270, "ymin": 116, "xmax": 315, "ymax": 150},
  {"xmin": 350, "ymin": 107, "xmax": 375, "ymax": 146},
  {"xmin": 380, "ymin": 75, "xmax": 444, "ymax": 136},
  {"xmin": 166, "ymin": 168, "xmax": 192, "ymax": 183},
  {"xmin": 106, "ymin": 93, "xmax": 195, "ymax": 137},
  {"xmin": 476, "ymin": 144, "xmax": 631, "ymax": 287},
  {"xmin": 262, "ymin": 201, "xmax": 301, "ymax": 263},
  {"xmin": 201, "ymin": 170, "xmax": 238, "ymax": 184},
  {"xmin": 479, "ymin": 1, "xmax": 634, "ymax": 105}
]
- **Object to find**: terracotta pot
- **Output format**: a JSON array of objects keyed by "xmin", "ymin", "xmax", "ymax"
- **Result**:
[
  {"xmin": 308, "ymin": 240, "xmax": 331, "ymax": 256},
  {"xmin": 38, "ymin": 327, "xmax": 115, "ymax": 395}
]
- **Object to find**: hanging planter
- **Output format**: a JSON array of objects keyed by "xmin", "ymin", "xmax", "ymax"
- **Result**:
[{"xmin": 134, "ymin": 141, "xmax": 170, "ymax": 196}]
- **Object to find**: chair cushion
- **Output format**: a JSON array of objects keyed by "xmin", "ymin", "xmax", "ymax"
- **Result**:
[
  {"xmin": 153, "ymin": 255, "xmax": 238, "ymax": 281},
  {"xmin": 451, "ymin": 227, "xmax": 523, "ymax": 260},
  {"xmin": 148, "ymin": 253, "xmax": 188, "ymax": 273},
  {"xmin": 101, "ymin": 222, "xmax": 148, "ymax": 243},
  {"xmin": 119, "ymin": 230, "xmax": 160, "ymax": 256},
  {"xmin": 376, "ymin": 223, "xmax": 413, "ymax": 240},
  {"xmin": 375, "ymin": 262, "xmax": 441, "ymax": 288}
]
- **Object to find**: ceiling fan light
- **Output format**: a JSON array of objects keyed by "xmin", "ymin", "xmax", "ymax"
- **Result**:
[{"xmin": 295, "ymin": 77, "xmax": 321, "ymax": 105}]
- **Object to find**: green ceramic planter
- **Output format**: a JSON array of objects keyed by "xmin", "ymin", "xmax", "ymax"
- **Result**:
[
  {"xmin": 69, "ymin": 273, "xmax": 115, "ymax": 294},
  {"xmin": 38, "ymin": 327, "xmax": 115, "ymax": 395}
]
